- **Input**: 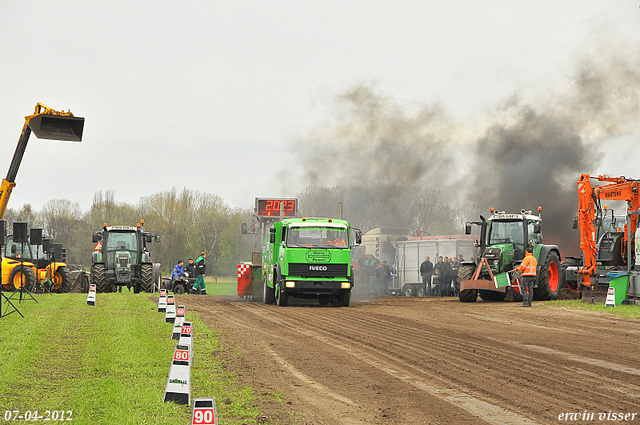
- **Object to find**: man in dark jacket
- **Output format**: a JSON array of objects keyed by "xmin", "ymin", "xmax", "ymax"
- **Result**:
[
  {"xmin": 451, "ymin": 256, "xmax": 460, "ymax": 297},
  {"xmin": 191, "ymin": 252, "xmax": 207, "ymax": 294},
  {"xmin": 441, "ymin": 257, "xmax": 452, "ymax": 297},
  {"xmin": 420, "ymin": 255, "xmax": 433, "ymax": 295},
  {"xmin": 184, "ymin": 258, "xmax": 195, "ymax": 278}
]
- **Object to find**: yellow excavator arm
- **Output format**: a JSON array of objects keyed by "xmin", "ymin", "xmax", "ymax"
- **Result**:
[{"xmin": 0, "ymin": 103, "xmax": 84, "ymax": 219}]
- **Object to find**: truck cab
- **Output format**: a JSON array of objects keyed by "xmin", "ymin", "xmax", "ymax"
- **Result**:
[{"xmin": 262, "ymin": 217, "xmax": 361, "ymax": 306}]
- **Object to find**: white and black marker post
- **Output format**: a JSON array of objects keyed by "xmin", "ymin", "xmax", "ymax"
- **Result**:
[
  {"xmin": 172, "ymin": 305, "xmax": 186, "ymax": 340},
  {"xmin": 165, "ymin": 294, "xmax": 176, "ymax": 323},
  {"xmin": 86, "ymin": 284, "xmax": 96, "ymax": 306},
  {"xmin": 179, "ymin": 321, "xmax": 194, "ymax": 366},
  {"xmin": 158, "ymin": 289, "xmax": 167, "ymax": 312},
  {"xmin": 191, "ymin": 398, "xmax": 217, "ymax": 425},
  {"xmin": 163, "ymin": 343, "xmax": 191, "ymax": 405}
]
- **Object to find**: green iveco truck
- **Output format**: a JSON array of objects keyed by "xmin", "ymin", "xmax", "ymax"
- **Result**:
[{"xmin": 262, "ymin": 217, "xmax": 362, "ymax": 307}]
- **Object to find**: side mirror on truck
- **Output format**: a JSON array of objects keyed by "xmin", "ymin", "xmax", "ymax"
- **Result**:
[
  {"xmin": 241, "ymin": 223, "xmax": 248, "ymax": 234},
  {"xmin": 355, "ymin": 229, "xmax": 362, "ymax": 245},
  {"xmin": 465, "ymin": 223, "xmax": 472, "ymax": 235},
  {"xmin": 269, "ymin": 227, "xmax": 276, "ymax": 244},
  {"xmin": 92, "ymin": 232, "xmax": 102, "ymax": 242}
]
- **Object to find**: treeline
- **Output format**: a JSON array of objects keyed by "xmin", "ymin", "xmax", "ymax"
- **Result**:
[
  {"xmin": 4, "ymin": 188, "xmax": 253, "ymax": 276},
  {"xmin": 4, "ymin": 184, "xmax": 471, "ymax": 276}
]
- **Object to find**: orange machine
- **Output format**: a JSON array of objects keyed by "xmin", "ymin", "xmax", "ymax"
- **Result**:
[{"xmin": 575, "ymin": 174, "xmax": 639, "ymax": 287}]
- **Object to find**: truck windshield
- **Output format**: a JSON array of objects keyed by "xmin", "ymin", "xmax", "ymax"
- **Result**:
[{"xmin": 287, "ymin": 226, "xmax": 349, "ymax": 249}]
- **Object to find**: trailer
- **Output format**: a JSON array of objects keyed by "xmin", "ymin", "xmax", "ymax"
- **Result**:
[{"xmin": 393, "ymin": 235, "xmax": 477, "ymax": 297}]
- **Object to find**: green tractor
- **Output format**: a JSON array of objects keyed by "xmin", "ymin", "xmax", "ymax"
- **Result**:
[
  {"xmin": 458, "ymin": 208, "xmax": 562, "ymax": 302},
  {"xmin": 90, "ymin": 221, "xmax": 159, "ymax": 293}
]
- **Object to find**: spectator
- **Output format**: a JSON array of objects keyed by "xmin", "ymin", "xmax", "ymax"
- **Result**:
[
  {"xmin": 185, "ymin": 258, "xmax": 195, "ymax": 278},
  {"xmin": 171, "ymin": 260, "xmax": 184, "ymax": 280},
  {"xmin": 374, "ymin": 263, "xmax": 386, "ymax": 297},
  {"xmin": 441, "ymin": 257, "xmax": 452, "ymax": 297},
  {"xmin": 420, "ymin": 255, "xmax": 434, "ymax": 295},
  {"xmin": 382, "ymin": 260, "xmax": 392, "ymax": 295},
  {"xmin": 451, "ymin": 256, "xmax": 460, "ymax": 297},
  {"xmin": 191, "ymin": 252, "xmax": 207, "ymax": 295}
]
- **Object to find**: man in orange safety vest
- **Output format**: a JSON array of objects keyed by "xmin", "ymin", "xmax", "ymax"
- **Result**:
[{"xmin": 517, "ymin": 246, "xmax": 537, "ymax": 307}]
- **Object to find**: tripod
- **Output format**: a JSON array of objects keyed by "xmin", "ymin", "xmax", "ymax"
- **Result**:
[
  {"xmin": 0, "ymin": 241, "xmax": 24, "ymax": 318},
  {"xmin": 1, "ymin": 291, "xmax": 24, "ymax": 318}
]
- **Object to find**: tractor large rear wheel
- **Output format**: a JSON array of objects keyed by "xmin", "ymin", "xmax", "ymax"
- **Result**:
[
  {"xmin": 91, "ymin": 264, "xmax": 108, "ymax": 293},
  {"xmin": 141, "ymin": 264, "xmax": 154, "ymax": 293},
  {"xmin": 534, "ymin": 251, "xmax": 561, "ymax": 300},
  {"xmin": 457, "ymin": 264, "xmax": 478, "ymax": 303}
]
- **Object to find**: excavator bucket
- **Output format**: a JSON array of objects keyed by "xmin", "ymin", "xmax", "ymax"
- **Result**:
[{"xmin": 28, "ymin": 114, "xmax": 84, "ymax": 141}]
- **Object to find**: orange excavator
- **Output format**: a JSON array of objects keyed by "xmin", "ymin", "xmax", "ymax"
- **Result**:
[{"xmin": 567, "ymin": 174, "xmax": 640, "ymax": 301}]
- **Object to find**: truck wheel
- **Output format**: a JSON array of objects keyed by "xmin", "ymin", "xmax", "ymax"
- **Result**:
[
  {"xmin": 91, "ymin": 264, "xmax": 108, "ymax": 293},
  {"xmin": 140, "ymin": 264, "xmax": 154, "ymax": 293},
  {"xmin": 174, "ymin": 284, "xmax": 185, "ymax": 294},
  {"xmin": 457, "ymin": 264, "xmax": 477, "ymax": 302},
  {"xmin": 339, "ymin": 291, "xmax": 351, "ymax": 307},
  {"xmin": 534, "ymin": 251, "xmax": 561, "ymax": 301},
  {"xmin": 276, "ymin": 285, "xmax": 289, "ymax": 306},
  {"xmin": 8, "ymin": 266, "xmax": 37, "ymax": 292},
  {"xmin": 402, "ymin": 285, "xmax": 414, "ymax": 297},
  {"xmin": 50, "ymin": 266, "xmax": 71, "ymax": 293},
  {"xmin": 263, "ymin": 277, "xmax": 275, "ymax": 304}
]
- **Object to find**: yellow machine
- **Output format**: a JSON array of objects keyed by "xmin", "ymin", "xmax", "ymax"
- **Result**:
[{"xmin": 0, "ymin": 103, "xmax": 84, "ymax": 292}]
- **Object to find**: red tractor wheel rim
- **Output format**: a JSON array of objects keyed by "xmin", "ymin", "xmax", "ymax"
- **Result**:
[{"xmin": 548, "ymin": 261, "xmax": 559, "ymax": 292}]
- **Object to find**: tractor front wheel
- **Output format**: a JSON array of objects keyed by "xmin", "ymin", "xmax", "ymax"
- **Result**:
[
  {"xmin": 534, "ymin": 251, "xmax": 561, "ymax": 301},
  {"xmin": 457, "ymin": 264, "xmax": 478, "ymax": 303},
  {"xmin": 140, "ymin": 264, "xmax": 154, "ymax": 293},
  {"xmin": 91, "ymin": 264, "xmax": 108, "ymax": 293}
]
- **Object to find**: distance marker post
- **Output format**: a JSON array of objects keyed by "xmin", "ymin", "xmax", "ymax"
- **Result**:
[
  {"xmin": 158, "ymin": 289, "xmax": 167, "ymax": 313},
  {"xmin": 172, "ymin": 305, "xmax": 186, "ymax": 340},
  {"xmin": 191, "ymin": 398, "xmax": 217, "ymax": 425},
  {"xmin": 179, "ymin": 321, "xmax": 194, "ymax": 366},
  {"xmin": 86, "ymin": 284, "xmax": 96, "ymax": 306},
  {"xmin": 165, "ymin": 295, "xmax": 176, "ymax": 323},
  {"xmin": 163, "ymin": 343, "xmax": 191, "ymax": 405}
]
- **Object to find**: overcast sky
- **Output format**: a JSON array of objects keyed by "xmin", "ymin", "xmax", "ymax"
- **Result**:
[{"xmin": 1, "ymin": 1, "xmax": 639, "ymax": 213}]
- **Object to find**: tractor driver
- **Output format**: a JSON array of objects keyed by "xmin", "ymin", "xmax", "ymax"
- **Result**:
[{"xmin": 172, "ymin": 260, "xmax": 184, "ymax": 280}]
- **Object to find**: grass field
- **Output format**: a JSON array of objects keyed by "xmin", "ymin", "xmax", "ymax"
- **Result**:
[
  {"xmin": 547, "ymin": 299, "xmax": 640, "ymax": 319},
  {"xmin": 0, "ymin": 292, "xmax": 259, "ymax": 424}
]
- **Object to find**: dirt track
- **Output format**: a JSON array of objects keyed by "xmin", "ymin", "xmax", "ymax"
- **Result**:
[{"xmin": 182, "ymin": 295, "xmax": 640, "ymax": 424}]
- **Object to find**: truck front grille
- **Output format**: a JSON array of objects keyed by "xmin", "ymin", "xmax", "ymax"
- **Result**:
[{"xmin": 288, "ymin": 263, "xmax": 348, "ymax": 278}]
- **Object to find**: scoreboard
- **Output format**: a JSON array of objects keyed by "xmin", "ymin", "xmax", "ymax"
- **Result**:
[{"xmin": 255, "ymin": 198, "xmax": 298, "ymax": 218}]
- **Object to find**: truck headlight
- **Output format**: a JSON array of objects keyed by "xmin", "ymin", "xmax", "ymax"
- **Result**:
[
  {"xmin": 285, "ymin": 281, "xmax": 296, "ymax": 288},
  {"xmin": 341, "ymin": 282, "xmax": 351, "ymax": 288}
]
